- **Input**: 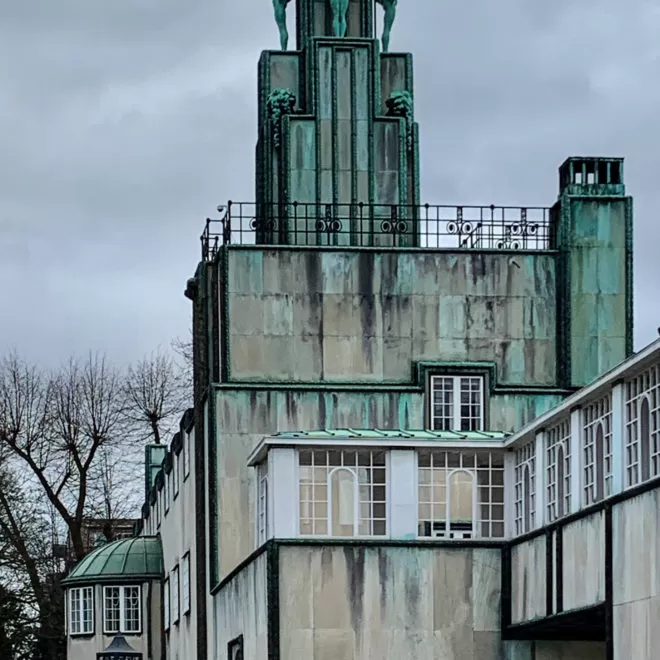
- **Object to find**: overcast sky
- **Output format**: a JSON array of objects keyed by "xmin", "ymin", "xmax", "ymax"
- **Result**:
[{"xmin": 0, "ymin": 0, "xmax": 658, "ymax": 367}]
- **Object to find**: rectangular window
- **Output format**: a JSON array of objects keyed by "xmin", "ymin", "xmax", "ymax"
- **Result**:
[
  {"xmin": 164, "ymin": 472, "xmax": 170, "ymax": 513},
  {"xmin": 546, "ymin": 418, "xmax": 572, "ymax": 522},
  {"xmin": 184, "ymin": 432, "xmax": 191, "ymax": 479},
  {"xmin": 625, "ymin": 364, "xmax": 660, "ymax": 486},
  {"xmin": 430, "ymin": 375, "xmax": 484, "ymax": 431},
  {"xmin": 182, "ymin": 552, "xmax": 191, "ymax": 615},
  {"xmin": 514, "ymin": 441, "xmax": 536, "ymax": 534},
  {"xmin": 583, "ymin": 394, "xmax": 613, "ymax": 505},
  {"xmin": 103, "ymin": 586, "xmax": 141, "ymax": 634},
  {"xmin": 257, "ymin": 461, "xmax": 269, "ymax": 545},
  {"xmin": 69, "ymin": 587, "xmax": 94, "ymax": 635},
  {"xmin": 173, "ymin": 456, "xmax": 179, "ymax": 498},
  {"xmin": 164, "ymin": 578, "xmax": 170, "ymax": 630},
  {"xmin": 418, "ymin": 450, "xmax": 504, "ymax": 539},
  {"xmin": 171, "ymin": 565, "xmax": 180, "ymax": 625},
  {"xmin": 298, "ymin": 449, "xmax": 387, "ymax": 537}
]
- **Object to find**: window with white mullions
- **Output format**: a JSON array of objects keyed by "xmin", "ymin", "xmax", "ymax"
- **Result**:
[
  {"xmin": 103, "ymin": 586, "xmax": 141, "ymax": 635},
  {"xmin": 257, "ymin": 461, "xmax": 269, "ymax": 545},
  {"xmin": 171, "ymin": 566, "xmax": 180, "ymax": 625},
  {"xmin": 514, "ymin": 441, "xmax": 535, "ymax": 534},
  {"xmin": 417, "ymin": 450, "xmax": 504, "ymax": 539},
  {"xmin": 546, "ymin": 418, "xmax": 571, "ymax": 521},
  {"xmin": 298, "ymin": 449, "xmax": 387, "ymax": 537},
  {"xmin": 430, "ymin": 376, "xmax": 484, "ymax": 431},
  {"xmin": 184, "ymin": 431, "xmax": 191, "ymax": 480},
  {"xmin": 583, "ymin": 394, "xmax": 612, "ymax": 505},
  {"xmin": 68, "ymin": 587, "xmax": 94, "ymax": 635},
  {"xmin": 164, "ymin": 578, "xmax": 170, "ymax": 630},
  {"xmin": 182, "ymin": 552, "xmax": 191, "ymax": 615},
  {"xmin": 625, "ymin": 364, "xmax": 660, "ymax": 486}
]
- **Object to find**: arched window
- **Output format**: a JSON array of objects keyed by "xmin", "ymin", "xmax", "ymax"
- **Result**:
[
  {"xmin": 329, "ymin": 468, "xmax": 357, "ymax": 537},
  {"xmin": 595, "ymin": 423, "xmax": 605, "ymax": 502},
  {"xmin": 556, "ymin": 444, "xmax": 565, "ymax": 518},
  {"xmin": 523, "ymin": 465, "xmax": 531, "ymax": 532},
  {"xmin": 447, "ymin": 469, "xmax": 474, "ymax": 537},
  {"xmin": 640, "ymin": 397, "xmax": 651, "ymax": 482}
]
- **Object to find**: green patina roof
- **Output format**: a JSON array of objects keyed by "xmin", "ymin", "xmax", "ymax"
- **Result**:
[
  {"xmin": 62, "ymin": 536, "xmax": 163, "ymax": 586},
  {"xmin": 271, "ymin": 429, "xmax": 509, "ymax": 441}
]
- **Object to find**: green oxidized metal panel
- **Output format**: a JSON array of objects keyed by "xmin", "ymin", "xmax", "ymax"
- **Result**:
[
  {"xmin": 565, "ymin": 197, "xmax": 631, "ymax": 386},
  {"xmin": 256, "ymin": 9, "xmax": 420, "ymax": 246},
  {"xmin": 226, "ymin": 248, "xmax": 558, "ymax": 387}
]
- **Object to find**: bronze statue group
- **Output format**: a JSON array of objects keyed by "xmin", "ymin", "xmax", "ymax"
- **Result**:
[{"xmin": 272, "ymin": 0, "xmax": 397, "ymax": 52}]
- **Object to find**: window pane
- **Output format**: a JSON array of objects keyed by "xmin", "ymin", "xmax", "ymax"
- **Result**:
[
  {"xmin": 172, "ymin": 569, "xmax": 180, "ymax": 623},
  {"xmin": 69, "ymin": 589, "xmax": 81, "ymax": 634},
  {"xmin": 82, "ymin": 588, "xmax": 94, "ymax": 634},
  {"xmin": 164, "ymin": 579, "xmax": 170, "ymax": 629},
  {"xmin": 299, "ymin": 449, "xmax": 387, "ymax": 538},
  {"xmin": 419, "ymin": 449, "xmax": 503, "ymax": 540},
  {"xmin": 182, "ymin": 554, "xmax": 191, "ymax": 614},
  {"xmin": 449, "ymin": 471, "xmax": 473, "ymax": 522},
  {"xmin": 431, "ymin": 377, "xmax": 454, "ymax": 430},
  {"xmin": 104, "ymin": 587, "xmax": 120, "ymax": 634},
  {"xmin": 331, "ymin": 468, "xmax": 356, "ymax": 536},
  {"xmin": 123, "ymin": 586, "xmax": 141, "ymax": 633}
]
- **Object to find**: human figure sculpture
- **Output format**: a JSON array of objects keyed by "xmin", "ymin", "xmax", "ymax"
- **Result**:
[
  {"xmin": 272, "ymin": 0, "xmax": 294, "ymax": 50},
  {"xmin": 329, "ymin": 0, "xmax": 350, "ymax": 37},
  {"xmin": 376, "ymin": 0, "xmax": 397, "ymax": 52}
]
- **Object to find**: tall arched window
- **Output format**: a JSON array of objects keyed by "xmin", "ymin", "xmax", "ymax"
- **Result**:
[
  {"xmin": 523, "ymin": 464, "xmax": 531, "ymax": 532},
  {"xmin": 329, "ymin": 468, "xmax": 357, "ymax": 537},
  {"xmin": 556, "ymin": 444, "xmax": 565, "ymax": 518},
  {"xmin": 595, "ymin": 423, "xmax": 605, "ymax": 502},
  {"xmin": 640, "ymin": 397, "xmax": 651, "ymax": 482},
  {"xmin": 447, "ymin": 470, "xmax": 474, "ymax": 536}
]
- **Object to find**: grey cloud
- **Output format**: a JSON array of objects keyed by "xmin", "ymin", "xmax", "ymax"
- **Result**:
[{"xmin": 0, "ymin": 0, "xmax": 658, "ymax": 366}]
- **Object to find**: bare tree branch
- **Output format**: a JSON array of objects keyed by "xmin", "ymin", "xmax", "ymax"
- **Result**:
[{"xmin": 124, "ymin": 349, "xmax": 187, "ymax": 444}]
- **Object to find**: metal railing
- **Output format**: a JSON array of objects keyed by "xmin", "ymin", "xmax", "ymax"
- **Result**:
[{"xmin": 201, "ymin": 201, "xmax": 554, "ymax": 261}]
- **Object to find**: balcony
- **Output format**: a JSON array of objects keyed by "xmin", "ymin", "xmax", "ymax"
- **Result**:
[{"xmin": 200, "ymin": 201, "xmax": 555, "ymax": 261}]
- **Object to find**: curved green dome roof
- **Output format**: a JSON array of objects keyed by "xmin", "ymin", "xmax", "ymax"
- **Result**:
[{"xmin": 62, "ymin": 536, "xmax": 163, "ymax": 586}]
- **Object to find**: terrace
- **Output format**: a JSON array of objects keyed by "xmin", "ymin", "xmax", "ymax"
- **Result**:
[{"xmin": 200, "ymin": 201, "xmax": 555, "ymax": 261}]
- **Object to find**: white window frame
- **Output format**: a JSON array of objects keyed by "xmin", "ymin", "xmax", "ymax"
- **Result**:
[
  {"xmin": 164, "ymin": 471, "xmax": 170, "ymax": 513},
  {"xmin": 583, "ymin": 394, "xmax": 613, "ymax": 505},
  {"xmin": 182, "ymin": 552, "xmax": 191, "ymax": 616},
  {"xmin": 68, "ymin": 586, "xmax": 94, "ymax": 635},
  {"xmin": 257, "ymin": 461, "xmax": 269, "ymax": 545},
  {"xmin": 429, "ymin": 375, "xmax": 485, "ymax": 431},
  {"xmin": 417, "ymin": 449, "xmax": 505, "ymax": 540},
  {"xmin": 173, "ymin": 454, "xmax": 180, "ymax": 498},
  {"xmin": 102, "ymin": 585, "xmax": 141, "ymax": 635},
  {"xmin": 297, "ymin": 449, "xmax": 388, "ymax": 538},
  {"xmin": 514, "ymin": 441, "xmax": 536, "ymax": 534},
  {"xmin": 164, "ymin": 577, "xmax": 170, "ymax": 630},
  {"xmin": 625, "ymin": 365, "xmax": 660, "ymax": 486},
  {"xmin": 546, "ymin": 418, "xmax": 571, "ymax": 522},
  {"xmin": 184, "ymin": 431, "xmax": 191, "ymax": 480},
  {"xmin": 171, "ymin": 565, "xmax": 180, "ymax": 625}
]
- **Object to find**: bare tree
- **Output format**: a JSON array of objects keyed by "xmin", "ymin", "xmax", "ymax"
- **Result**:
[
  {"xmin": 171, "ymin": 331, "xmax": 193, "ymax": 392},
  {"xmin": 0, "ymin": 465, "xmax": 64, "ymax": 660},
  {"xmin": 0, "ymin": 346, "xmax": 189, "ymax": 658},
  {"xmin": 124, "ymin": 349, "xmax": 188, "ymax": 445},
  {"xmin": 0, "ymin": 352, "xmax": 127, "ymax": 562}
]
